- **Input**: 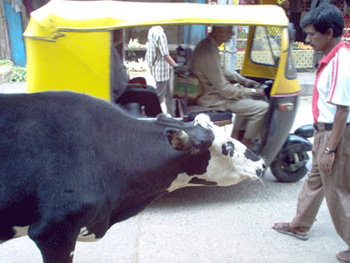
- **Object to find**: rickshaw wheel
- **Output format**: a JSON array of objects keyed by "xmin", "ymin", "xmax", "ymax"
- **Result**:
[{"xmin": 270, "ymin": 152, "xmax": 309, "ymax": 183}]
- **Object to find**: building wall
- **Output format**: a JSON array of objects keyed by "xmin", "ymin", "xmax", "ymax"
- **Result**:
[{"xmin": 0, "ymin": 0, "xmax": 11, "ymax": 60}]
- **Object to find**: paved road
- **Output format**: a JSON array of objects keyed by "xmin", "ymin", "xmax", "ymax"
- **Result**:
[{"xmin": 0, "ymin": 87, "xmax": 345, "ymax": 263}]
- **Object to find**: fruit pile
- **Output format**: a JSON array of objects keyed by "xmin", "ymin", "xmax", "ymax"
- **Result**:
[
  {"xmin": 236, "ymin": 40, "xmax": 247, "ymax": 51},
  {"xmin": 343, "ymin": 29, "xmax": 350, "ymax": 38},
  {"xmin": 293, "ymin": 41, "xmax": 313, "ymax": 50},
  {"xmin": 342, "ymin": 14, "xmax": 350, "ymax": 48}
]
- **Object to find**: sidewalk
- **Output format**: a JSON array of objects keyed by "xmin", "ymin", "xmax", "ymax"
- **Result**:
[
  {"xmin": 297, "ymin": 69, "xmax": 316, "ymax": 96},
  {"xmin": 0, "ymin": 81, "xmax": 26, "ymax": 93}
]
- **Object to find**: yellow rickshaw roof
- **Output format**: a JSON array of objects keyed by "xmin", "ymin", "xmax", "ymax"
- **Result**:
[{"xmin": 24, "ymin": 0, "xmax": 289, "ymax": 41}]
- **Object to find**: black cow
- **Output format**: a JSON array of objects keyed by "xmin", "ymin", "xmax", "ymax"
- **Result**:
[{"xmin": 0, "ymin": 92, "xmax": 265, "ymax": 263}]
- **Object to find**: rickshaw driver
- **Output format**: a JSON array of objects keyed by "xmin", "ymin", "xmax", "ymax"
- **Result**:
[{"xmin": 190, "ymin": 25, "xmax": 269, "ymax": 149}]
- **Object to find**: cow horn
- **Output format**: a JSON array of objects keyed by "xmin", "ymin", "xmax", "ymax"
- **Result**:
[{"xmin": 194, "ymin": 114, "xmax": 213, "ymax": 129}]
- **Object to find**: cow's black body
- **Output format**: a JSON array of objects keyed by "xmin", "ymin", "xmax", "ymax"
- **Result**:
[
  {"xmin": 0, "ymin": 92, "xmax": 265, "ymax": 263},
  {"xmin": 0, "ymin": 92, "xmax": 219, "ymax": 262}
]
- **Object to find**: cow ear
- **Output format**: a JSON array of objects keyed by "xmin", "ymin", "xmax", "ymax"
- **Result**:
[
  {"xmin": 164, "ymin": 128, "xmax": 191, "ymax": 151},
  {"xmin": 222, "ymin": 141, "xmax": 235, "ymax": 157}
]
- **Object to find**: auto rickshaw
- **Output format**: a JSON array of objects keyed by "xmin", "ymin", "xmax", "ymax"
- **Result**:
[{"xmin": 24, "ymin": 0, "xmax": 313, "ymax": 182}]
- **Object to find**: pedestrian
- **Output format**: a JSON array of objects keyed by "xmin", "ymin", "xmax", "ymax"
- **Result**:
[
  {"xmin": 271, "ymin": 4, "xmax": 350, "ymax": 263},
  {"xmin": 190, "ymin": 25, "xmax": 268, "ymax": 149},
  {"xmin": 145, "ymin": 26, "xmax": 177, "ymax": 117}
]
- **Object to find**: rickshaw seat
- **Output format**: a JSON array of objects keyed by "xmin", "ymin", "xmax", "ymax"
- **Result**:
[
  {"xmin": 128, "ymin": 77, "xmax": 147, "ymax": 87},
  {"xmin": 115, "ymin": 77, "xmax": 162, "ymax": 117},
  {"xmin": 184, "ymin": 110, "xmax": 233, "ymax": 127}
]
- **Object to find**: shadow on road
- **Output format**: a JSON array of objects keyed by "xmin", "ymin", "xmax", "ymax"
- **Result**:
[{"xmin": 149, "ymin": 171, "xmax": 298, "ymax": 209}]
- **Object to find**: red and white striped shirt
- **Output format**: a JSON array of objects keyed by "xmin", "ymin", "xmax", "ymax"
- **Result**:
[{"xmin": 312, "ymin": 41, "xmax": 350, "ymax": 123}]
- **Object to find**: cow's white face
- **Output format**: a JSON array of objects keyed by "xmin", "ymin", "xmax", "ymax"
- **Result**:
[{"xmin": 167, "ymin": 114, "xmax": 265, "ymax": 192}]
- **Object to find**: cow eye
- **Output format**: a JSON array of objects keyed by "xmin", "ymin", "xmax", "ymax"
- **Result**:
[{"xmin": 221, "ymin": 141, "xmax": 235, "ymax": 157}]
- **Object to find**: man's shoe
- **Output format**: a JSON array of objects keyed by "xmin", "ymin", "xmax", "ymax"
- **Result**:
[{"xmin": 271, "ymin": 222, "xmax": 309, "ymax": 241}]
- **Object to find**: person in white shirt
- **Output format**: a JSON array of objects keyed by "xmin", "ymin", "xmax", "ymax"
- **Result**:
[
  {"xmin": 272, "ymin": 5, "xmax": 350, "ymax": 263},
  {"xmin": 146, "ymin": 26, "xmax": 177, "ymax": 117}
]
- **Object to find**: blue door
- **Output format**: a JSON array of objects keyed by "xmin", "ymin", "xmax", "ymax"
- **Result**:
[{"xmin": 3, "ymin": 0, "xmax": 26, "ymax": 67}]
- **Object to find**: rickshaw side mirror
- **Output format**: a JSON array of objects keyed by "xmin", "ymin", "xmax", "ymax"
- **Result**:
[{"xmin": 288, "ymin": 23, "xmax": 296, "ymax": 44}]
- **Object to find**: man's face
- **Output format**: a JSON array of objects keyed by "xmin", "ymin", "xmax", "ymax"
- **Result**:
[{"xmin": 304, "ymin": 24, "xmax": 331, "ymax": 53}]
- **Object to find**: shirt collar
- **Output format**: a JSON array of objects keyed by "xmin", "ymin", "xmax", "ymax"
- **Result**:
[{"xmin": 318, "ymin": 41, "xmax": 346, "ymax": 66}]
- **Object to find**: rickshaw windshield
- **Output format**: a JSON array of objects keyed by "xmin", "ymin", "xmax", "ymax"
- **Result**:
[{"xmin": 251, "ymin": 26, "xmax": 282, "ymax": 67}]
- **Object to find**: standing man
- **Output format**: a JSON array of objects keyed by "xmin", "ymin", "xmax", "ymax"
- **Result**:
[
  {"xmin": 271, "ymin": 4, "xmax": 350, "ymax": 263},
  {"xmin": 190, "ymin": 25, "xmax": 268, "ymax": 149},
  {"xmin": 146, "ymin": 26, "xmax": 177, "ymax": 117}
]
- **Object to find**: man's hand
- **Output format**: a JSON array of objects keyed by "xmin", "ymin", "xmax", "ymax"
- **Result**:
[
  {"xmin": 256, "ymin": 88, "xmax": 265, "ymax": 98},
  {"xmin": 319, "ymin": 152, "xmax": 335, "ymax": 175},
  {"xmin": 320, "ymin": 105, "xmax": 349, "ymax": 175},
  {"xmin": 244, "ymin": 78, "xmax": 259, "ymax": 88}
]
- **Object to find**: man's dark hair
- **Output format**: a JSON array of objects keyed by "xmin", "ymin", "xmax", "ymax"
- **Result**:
[{"xmin": 300, "ymin": 4, "xmax": 344, "ymax": 37}]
